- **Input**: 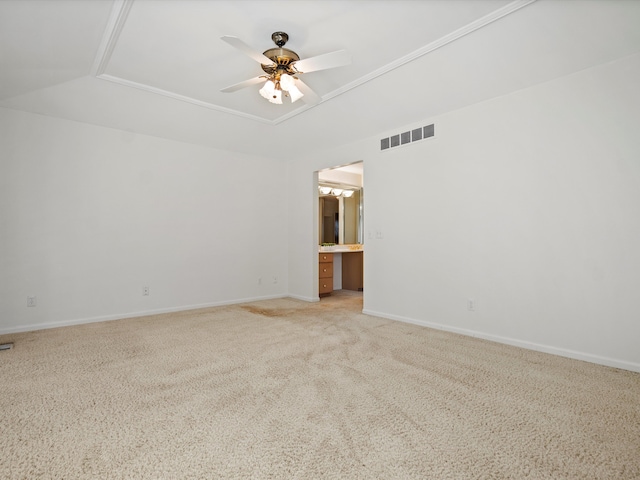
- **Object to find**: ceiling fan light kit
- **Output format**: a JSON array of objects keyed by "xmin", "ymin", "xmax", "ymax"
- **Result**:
[
  {"xmin": 221, "ymin": 31, "xmax": 351, "ymax": 106},
  {"xmin": 259, "ymin": 73, "xmax": 303, "ymax": 104}
]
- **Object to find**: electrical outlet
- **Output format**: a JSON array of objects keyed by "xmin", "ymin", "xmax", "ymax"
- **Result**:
[
  {"xmin": 258, "ymin": 277, "xmax": 262, "ymax": 285},
  {"xmin": 142, "ymin": 286, "xmax": 149, "ymax": 296},
  {"xmin": 272, "ymin": 276, "xmax": 278, "ymax": 284},
  {"xmin": 467, "ymin": 298, "xmax": 475, "ymax": 311},
  {"xmin": 27, "ymin": 296, "xmax": 37, "ymax": 307}
]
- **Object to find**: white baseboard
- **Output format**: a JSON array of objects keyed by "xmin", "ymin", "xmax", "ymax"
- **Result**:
[
  {"xmin": 6, "ymin": 299, "xmax": 636, "ymax": 373},
  {"xmin": 287, "ymin": 294, "xmax": 320, "ymax": 303},
  {"xmin": 0, "ymin": 294, "xmax": 288, "ymax": 336},
  {"xmin": 362, "ymin": 309, "xmax": 640, "ymax": 374}
]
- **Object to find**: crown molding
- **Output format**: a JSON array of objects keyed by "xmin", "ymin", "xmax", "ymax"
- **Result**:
[
  {"xmin": 91, "ymin": 0, "xmax": 135, "ymax": 76},
  {"xmin": 322, "ymin": 0, "xmax": 537, "ymax": 104},
  {"xmin": 97, "ymin": 74, "xmax": 274, "ymax": 124}
]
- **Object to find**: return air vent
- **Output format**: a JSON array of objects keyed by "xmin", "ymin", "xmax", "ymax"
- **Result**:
[
  {"xmin": 381, "ymin": 124, "xmax": 434, "ymax": 151},
  {"xmin": 0, "ymin": 343, "xmax": 14, "ymax": 351}
]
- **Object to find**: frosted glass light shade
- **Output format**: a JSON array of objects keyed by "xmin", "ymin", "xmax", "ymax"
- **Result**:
[
  {"xmin": 343, "ymin": 190, "xmax": 354, "ymax": 197},
  {"xmin": 288, "ymin": 85, "xmax": 304, "ymax": 103},
  {"xmin": 268, "ymin": 89, "xmax": 282, "ymax": 104},
  {"xmin": 280, "ymin": 74, "xmax": 295, "ymax": 90},
  {"xmin": 259, "ymin": 80, "xmax": 275, "ymax": 99}
]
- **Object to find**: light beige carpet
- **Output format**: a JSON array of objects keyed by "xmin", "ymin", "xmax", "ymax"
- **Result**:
[{"xmin": 1, "ymin": 291, "xmax": 639, "ymax": 479}]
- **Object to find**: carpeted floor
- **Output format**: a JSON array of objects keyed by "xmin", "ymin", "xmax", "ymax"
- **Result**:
[{"xmin": 1, "ymin": 291, "xmax": 639, "ymax": 479}]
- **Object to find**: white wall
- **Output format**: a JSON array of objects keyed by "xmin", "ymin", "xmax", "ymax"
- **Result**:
[
  {"xmin": 0, "ymin": 108, "xmax": 288, "ymax": 333},
  {"xmin": 3, "ymin": 52, "xmax": 639, "ymax": 371},
  {"xmin": 288, "ymin": 53, "xmax": 640, "ymax": 371}
]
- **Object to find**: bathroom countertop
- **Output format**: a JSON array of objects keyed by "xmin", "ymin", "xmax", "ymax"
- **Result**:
[{"xmin": 319, "ymin": 245, "xmax": 364, "ymax": 253}]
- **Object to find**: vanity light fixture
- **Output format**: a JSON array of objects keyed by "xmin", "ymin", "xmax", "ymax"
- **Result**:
[{"xmin": 319, "ymin": 184, "xmax": 358, "ymax": 198}]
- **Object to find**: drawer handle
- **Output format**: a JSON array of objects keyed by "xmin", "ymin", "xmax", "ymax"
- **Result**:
[
  {"xmin": 323, "ymin": 284, "xmax": 327, "ymax": 288},
  {"xmin": 323, "ymin": 268, "xmax": 327, "ymax": 272}
]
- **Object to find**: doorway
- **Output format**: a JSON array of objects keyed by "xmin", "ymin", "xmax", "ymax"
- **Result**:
[{"xmin": 316, "ymin": 162, "xmax": 364, "ymax": 301}]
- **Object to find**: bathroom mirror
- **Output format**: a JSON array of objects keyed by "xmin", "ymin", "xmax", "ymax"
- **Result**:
[
  {"xmin": 318, "ymin": 162, "xmax": 364, "ymax": 245},
  {"xmin": 319, "ymin": 187, "xmax": 363, "ymax": 245}
]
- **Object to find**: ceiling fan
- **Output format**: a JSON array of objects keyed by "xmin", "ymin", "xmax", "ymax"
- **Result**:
[{"xmin": 220, "ymin": 31, "xmax": 350, "ymax": 105}]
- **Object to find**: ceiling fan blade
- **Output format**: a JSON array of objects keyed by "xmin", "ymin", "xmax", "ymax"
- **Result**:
[
  {"xmin": 295, "ymin": 79, "xmax": 321, "ymax": 105},
  {"xmin": 221, "ymin": 36, "xmax": 275, "ymax": 66},
  {"xmin": 293, "ymin": 50, "xmax": 350, "ymax": 74},
  {"xmin": 221, "ymin": 76, "xmax": 265, "ymax": 93}
]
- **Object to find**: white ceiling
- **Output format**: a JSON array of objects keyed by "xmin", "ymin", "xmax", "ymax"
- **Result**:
[{"xmin": 2, "ymin": 0, "xmax": 640, "ymax": 159}]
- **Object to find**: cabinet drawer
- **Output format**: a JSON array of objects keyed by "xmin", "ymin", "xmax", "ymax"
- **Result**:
[
  {"xmin": 319, "ymin": 262, "xmax": 333, "ymax": 278},
  {"xmin": 319, "ymin": 253, "xmax": 333, "ymax": 262},
  {"xmin": 319, "ymin": 278, "xmax": 333, "ymax": 294}
]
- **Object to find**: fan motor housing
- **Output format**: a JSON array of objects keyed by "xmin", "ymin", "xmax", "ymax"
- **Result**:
[{"xmin": 261, "ymin": 47, "xmax": 300, "ymax": 75}]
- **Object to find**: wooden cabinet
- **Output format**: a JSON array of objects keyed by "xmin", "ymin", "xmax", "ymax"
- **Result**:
[
  {"xmin": 319, "ymin": 253, "xmax": 333, "ymax": 296},
  {"xmin": 342, "ymin": 251, "xmax": 363, "ymax": 291}
]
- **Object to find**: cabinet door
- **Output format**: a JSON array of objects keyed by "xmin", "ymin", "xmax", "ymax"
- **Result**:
[{"xmin": 342, "ymin": 252, "xmax": 363, "ymax": 291}]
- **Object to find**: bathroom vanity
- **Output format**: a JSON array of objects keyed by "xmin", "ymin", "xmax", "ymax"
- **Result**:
[{"xmin": 319, "ymin": 245, "xmax": 363, "ymax": 296}]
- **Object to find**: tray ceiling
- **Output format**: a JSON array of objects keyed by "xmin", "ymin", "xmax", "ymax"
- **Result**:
[
  {"xmin": 1, "ymin": 0, "xmax": 640, "ymax": 157},
  {"xmin": 94, "ymin": 0, "xmax": 517, "ymax": 124}
]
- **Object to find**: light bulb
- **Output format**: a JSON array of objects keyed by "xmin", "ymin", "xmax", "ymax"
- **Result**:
[
  {"xmin": 343, "ymin": 190, "xmax": 354, "ymax": 197},
  {"xmin": 331, "ymin": 188, "xmax": 343, "ymax": 196},
  {"xmin": 319, "ymin": 186, "xmax": 332, "ymax": 195}
]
